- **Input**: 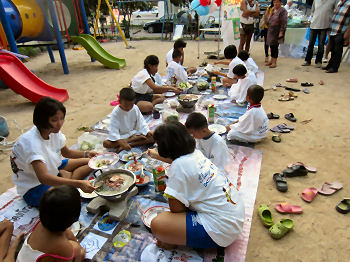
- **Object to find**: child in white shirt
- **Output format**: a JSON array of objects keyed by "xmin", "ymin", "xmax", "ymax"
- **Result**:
[
  {"xmin": 166, "ymin": 38, "xmax": 187, "ymax": 66},
  {"xmin": 131, "ymin": 55, "xmax": 181, "ymax": 113},
  {"xmin": 238, "ymin": 50, "xmax": 259, "ymax": 73},
  {"xmin": 227, "ymin": 85, "xmax": 269, "ymax": 143},
  {"xmin": 103, "ymin": 88, "xmax": 153, "ymax": 152},
  {"xmin": 185, "ymin": 112, "xmax": 230, "ymax": 170},
  {"xmin": 228, "ymin": 64, "xmax": 257, "ymax": 104},
  {"xmin": 166, "ymin": 49, "xmax": 189, "ymax": 85},
  {"xmin": 213, "ymin": 45, "xmax": 247, "ymax": 87},
  {"xmin": 149, "ymin": 122, "xmax": 244, "ymax": 249},
  {"xmin": 11, "ymin": 97, "xmax": 96, "ymax": 207}
]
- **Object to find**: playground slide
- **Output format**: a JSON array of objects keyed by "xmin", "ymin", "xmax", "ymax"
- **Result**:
[
  {"xmin": 71, "ymin": 34, "xmax": 126, "ymax": 70},
  {"xmin": 0, "ymin": 52, "xmax": 69, "ymax": 103}
]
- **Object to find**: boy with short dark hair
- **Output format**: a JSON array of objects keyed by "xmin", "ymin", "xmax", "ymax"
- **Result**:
[
  {"xmin": 228, "ymin": 64, "xmax": 257, "ymax": 104},
  {"xmin": 185, "ymin": 112, "xmax": 230, "ymax": 169},
  {"xmin": 103, "ymin": 88, "xmax": 153, "ymax": 152},
  {"xmin": 166, "ymin": 49, "xmax": 189, "ymax": 84},
  {"xmin": 166, "ymin": 38, "xmax": 187, "ymax": 66},
  {"xmin": 238, "ymin": 50, "xmax": 258, "ymax": 73},
  {"xmin": 227, "ymin": 85, "xmax": 269, "ymax": 143}
]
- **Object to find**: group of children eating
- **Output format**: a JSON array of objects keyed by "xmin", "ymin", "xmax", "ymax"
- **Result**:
[{"xmin": 7, "ymin": 39, "xmax": 269, "ymax": 260}]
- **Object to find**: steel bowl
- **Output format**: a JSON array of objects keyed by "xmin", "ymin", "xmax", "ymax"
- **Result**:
[
  {"xmin": 93, "ymin": 169, "xmax": 136, "ymax": 201},
  {"xmin": 177, "ymin": 94, "xmax": 199, "ymax": 108}
]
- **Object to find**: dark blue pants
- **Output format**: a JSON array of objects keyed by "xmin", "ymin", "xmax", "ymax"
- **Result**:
[
  {"xmin": 305, "ymin": 29, "xmax": 327, "ymax": 64},
  {"xmin": 326, "ymin": 33, "xmax": 345, "ymax": 72}
]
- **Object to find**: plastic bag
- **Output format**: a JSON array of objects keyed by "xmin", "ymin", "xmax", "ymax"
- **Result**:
[{"xmin": 77, "ymin": 132, "xmax": 104, "ymax": 152}]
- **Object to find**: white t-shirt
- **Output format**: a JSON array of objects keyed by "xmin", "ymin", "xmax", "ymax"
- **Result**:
[
  {"xmin": 165, "ymin": 150, "xmax": 245, "ymax": 247},
  {"xmin": 131, "ymin": 69, "xmax": 162, "ymax": 95},
  {"xmin": 246, "ymin": 57, "xmax": 258, "ymax": 73},
  {"xmin": 196, "ymin": 132, "xmax": 230, "ymax": 169},
  {"xmin": 227, "ymin": 57, "xmax": 247, "ymax": 79},
  {"xmin": 240, "ymin": 0, "xmax": 257, "ymax": 25},
  {"xmin": 166, "ymin": 61, "xmax": 188, "ymax": 84},
  {"xmin": 108, "ymin": 104, "xmax": 149, "ymax": 141},
  {"xmin": 166, "ymin": 48, "xmax": 174, "ymax": 65},
  {"xmin": 227, "ymin": 106, "xmax": 269, "ymax": 142},
  {"xmin": 228, "ymin": 74, "xmax": 255, "ymax": 104},
  {"xmin": 11, "ymin": 126, "xmax": 66, "ymax": 196}
]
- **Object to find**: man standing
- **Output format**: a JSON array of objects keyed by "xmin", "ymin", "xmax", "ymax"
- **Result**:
[
  {"xmin": 302, "ymin": 0, "xmax": 337, "ymax": 67},
  {"xmin": 323, "ymin": 0, "xmax": 350, "ymax": 73},
  {"xmin": 239, "ymin": 0, "xmax": 260, "ymax": 52}
]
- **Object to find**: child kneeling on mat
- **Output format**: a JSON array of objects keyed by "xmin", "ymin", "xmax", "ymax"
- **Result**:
[
  {"xmin": 17, "ymin": 185, "xmax": 86, "ymax": 262},
  {"xmin": 103, "ymin": 88, "xmax": 154, "ymax": 152},
  {"xmin": 11, "ymin": 97, "xmax": 96, "ymax": 207},
  {"xmin": 227, "ymin": 85, "xmax": 269, "ymax": 143},
  {"xmin": 150, "ymin": 122, "xmax": 245, "ymax": 249}
]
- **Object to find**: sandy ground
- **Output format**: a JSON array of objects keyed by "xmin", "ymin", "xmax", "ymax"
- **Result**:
[{"xmin": 0, "ymin": 40, "xmax": 349, "ymax": 261}]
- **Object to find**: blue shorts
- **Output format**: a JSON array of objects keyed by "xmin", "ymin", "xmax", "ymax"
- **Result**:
[
  {"xmin": 58, "ymin": 159, "xmax": 69, "ymax": 170},
  {"xmin": 186, "ymin": 211, "xmax": 220, "ymax": 248},
  {"xmin": 23, "ymin": 184, "xmax": 51, "ymax": 207}
]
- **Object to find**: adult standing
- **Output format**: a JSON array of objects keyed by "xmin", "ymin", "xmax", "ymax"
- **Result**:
[
  {"xmin": 239, "ymin": 0, "xmax": 260, "ymax": 52},
  {"xmin": 265, "ymin": 0, "xmax": 288, "ymax": 68},
  {"xmin": 261, "ymin": 0, "xmax": 274, "ymax": 62},
  {"xmin": 302, "ymin": 0, "xmax": 337, "ymax": 67},
  {"xmin": 323, "ymin": 0, "xmax": 350, "ymax": 73}
]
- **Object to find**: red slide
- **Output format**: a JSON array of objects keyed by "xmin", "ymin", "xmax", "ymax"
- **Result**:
[{"xmin": 0, "ymin": 52, "xmax": 69, "ymax": 103}]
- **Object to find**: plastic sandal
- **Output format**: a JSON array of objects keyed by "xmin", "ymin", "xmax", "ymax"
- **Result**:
[
  {"xmin": 272, "ymin": 134, "xmax": 281, "ymax": 143},
  {"xmin": 336, "ymin": 199, "xmax": 350, "ymax": 214},
  {"xmin": 267, "ymin": 112, "xmax": 280, "ymax": 119},
  {"xmin": 301, "ymin": 82, "xmax": 314, "ymax": 87},
  {"xmin": 275, "ymin": 202, "xmax": 303, "ymax": 214},
  {"xmin": 318, "ymin": 182, "xmax": 343, "ymax": 196},
  {"xmin": 258, "ymin": 204, "xmax": 274, "ymax": 227},
  {"xmin": 286, "ymin": 78, "xmax": 298, "ymax": 82},
  {"xmin": 283, "ymin": 165, "xmax": 308, "ymax": 177},
  {"xmin": 301, "ymin": 187, "xmax": 318, "ymax": 202},
  {"xmin": 285, "ymin": 113, "xmax": 297, "ymax": 122},
  {"xmin": 269, "ymin": 219, "xmax": 294, "ymax": 239},
  {"xmin": 273, "ymin": 173, "xmax": 288, "ymax": 192},
  {"xmin": 287, "ymin": 162, "xmax": 317, "ymax": 173}
]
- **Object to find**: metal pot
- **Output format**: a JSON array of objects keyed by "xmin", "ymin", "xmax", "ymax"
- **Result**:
[
  {"xmin": 93, "ymin": 169, "xmax": 136, "ymax": 201},
  {"xmin": 178, "ymin": 94, "xmax": 198, "ymax": 108}
]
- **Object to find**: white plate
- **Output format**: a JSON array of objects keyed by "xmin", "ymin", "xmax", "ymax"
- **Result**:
[
  {"xmin": 88, "ymin": 153, "xmax": 119, "ymax": 169},
  {"xmin": 78, "ymin": 188, "xmax": 98, "ymax": 199},
  {"xmin": 142, "ymin": 206, "xmax": 170, "ymax": 228},
  {"xmin": 154, "ymin": 103, "xmax": 165, "ymax": 111},
  {"xmin": 118, "ymin": 148, "xmax": 143, "ymax": 162},
  {"xmin": 213, "ymin": 94, "xmax": 228, "ymax": 100},
  {"xmin": 163, "ymin": 91, "xmax": 176, "ymax": 98},
  {"xmin": 209, "ymin": 124, "xmax": 227, "ymax": 135}
]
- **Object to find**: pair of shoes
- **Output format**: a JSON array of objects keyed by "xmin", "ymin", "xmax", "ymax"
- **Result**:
[
  {"xmin": 267, "ymin": 112, "xmax": 280, "ymax": 119},
  {"xmin": 270, "ymin": 123, "xmax": 294, "ymax": 133},
  {"xmin": 258, "ymin": 205, "xmax": 295, "ymax": 239},
  {"xmin": 301, "ymin": 82, "xmax": 314, "ymax": 87},
  {"xmin": 284, "ymin": 113, "xmax": 296, "ymax": 122},
  {"xmin": 315, "ymin": 62, "xmax": 322, "ymax": 68},
  {"xmin": 301, "ymin": 61, "xmax": 310, "ymax": 66},
  {"xmin": 283, "ymin": 164, "xmax": 308, "ymax": 177},
  {"xmin": 326, "ymin": 68, "xmax": 338, "ymax": 73}
]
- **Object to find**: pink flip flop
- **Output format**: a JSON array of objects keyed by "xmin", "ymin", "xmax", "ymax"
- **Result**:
[
  {"xmin": 287, "ymin": 162, "xmax": 317, "ymax": 173},
  {"xmin": 275, "ymin": 202, "xmax": 303, "ymax": 214},
  {"xmin": 318, "ymin": 182, "xmax": 343, "ymax": 196},
  {"xmin": 301, "ymin": 187, "xmax": 318, "ymax": 202}
]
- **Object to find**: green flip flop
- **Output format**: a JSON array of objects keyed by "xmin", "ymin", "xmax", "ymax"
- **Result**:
[
  {"xmin": 258, "ymin": 204, "xmax": 274, "ymax": 227},
  {"xmin": 269, "ymin": 218, "xmax": 294, "ymax": 239},
  {"xmin": 336, "ymin": 198, "xmax": 350, "ymax": 214}
]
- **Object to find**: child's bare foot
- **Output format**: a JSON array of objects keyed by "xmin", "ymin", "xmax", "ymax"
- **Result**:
[{"xmin": 156, "ymin": 239, "xmax": 177, "ymax": 250}]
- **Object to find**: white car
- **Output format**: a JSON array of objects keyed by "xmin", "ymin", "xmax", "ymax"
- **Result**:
[{"xmin": 131, "ymin": 8, "xmax": 159, "ymax": 25}]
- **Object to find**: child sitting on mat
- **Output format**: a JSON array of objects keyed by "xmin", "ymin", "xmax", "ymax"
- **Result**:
[
  {"xmin": 227, "ymin": 85, "xmax": 269, "ymax": 143},
  {"xmin": 185, "ymin": 112, "xmax": 230, "ymax": 170},
  {"xmin": 228, "ymin": 64, "xmax": 257, "ymax": 104},
  {"xmin": 103, "ymin": 88, "xmax": 154, "ymax": 152},
  {"xmin": 166, "ymin": 49, "xmax": 189, "ymax": 85},
  {"xmin": 150, "ymin": 122, "xmax": 245, "ymax": 249},
  {"xmin": 11, "ymin": 97, "xmax": 96, "ymax": 207},
  {"xmin": 131, "ymin": 55, "xmax": 181, "ymax": 113},
  {"xmin": 213, "ymin": 45, "xmax": 247, "ymax": 87},
  {"xmin": 17, "ymin": 185, "xmax": 86, "ymax": 262},
  {"xmin": 238, "ymin": 50, "xmax": 259, "ymax": 73},
  {"xmin": 166, "ymin": 38, "xmax": 187, "ymax": 66}
]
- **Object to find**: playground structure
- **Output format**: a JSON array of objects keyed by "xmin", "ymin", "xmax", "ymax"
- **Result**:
[{"xmin": 0, "ymin": 0, "xmax": 126, "ymax": 103}]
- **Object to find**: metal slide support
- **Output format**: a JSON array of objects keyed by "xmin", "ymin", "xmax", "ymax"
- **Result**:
[
  {"xmin": 79, "ymin": 0, "xmax": 95, "ymax": 62},
  {"xmin": 94, "ymin": 0, "xmax": 102, "ymax": 38},
  {"xmin": 46, "ymin": 46, "xmax": 55, "ymax": 63},
  {"xmin": 0, "ymin": 0, "xmax": 19, "ymax": 54},
  {"xmin": 104, "ymin": 0, "xmax": 128, "ymax": 47},
  {"xmin": 48, "ymin": 0, "xmax": 69, "ymax": 74}
]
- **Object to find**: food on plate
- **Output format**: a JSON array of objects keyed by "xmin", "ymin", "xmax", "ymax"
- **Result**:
[
  {"xmin": 80, "ymin": 141, "xmax": 94, "ymax": 151},
  {"xmin": 122, "ymin": 153, "xmax": 134, "ymax": 161},
  {"xmin": 178, "ymin": 82, "xmax": 192, "ymax": 90},
  {"xmin": 197, "ymin": 80, "xmax": 209, "ymax": 91},
  {"xmin": 104, "ymin": 175, "xmax": 125, "ymax": 189},
  {"xmin": 127, "ymin": 162, "xmax": 144, "ymax": 172},
  {"xmin": 96, "ymin": 159, "xmax": 111, "ymax": 168},
  {"xmin": 179, "ymin": 94, "xmax": 198, "ymax": 101}
]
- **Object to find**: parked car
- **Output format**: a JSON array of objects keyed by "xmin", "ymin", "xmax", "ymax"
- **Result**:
[
  {"xmin": 143, "ymin": 16, "xmax": 174, "ymax": 33},
  {"xmin": 131, "ymin": 8, "xmax": 159, "ymax": 25}
]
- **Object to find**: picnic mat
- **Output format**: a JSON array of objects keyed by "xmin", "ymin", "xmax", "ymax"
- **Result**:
[{"xmin": 0, "ymin": 143, "xmax": 262, "ymax": 262}]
